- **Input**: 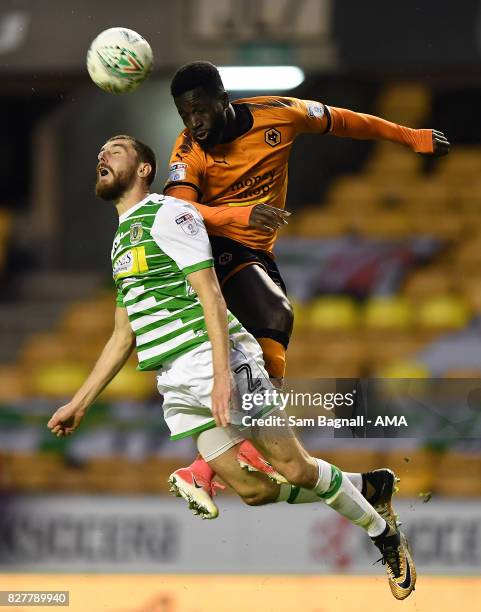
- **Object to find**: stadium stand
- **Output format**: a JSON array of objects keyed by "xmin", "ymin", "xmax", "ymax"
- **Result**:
[{"xmin": 1, "ymin": 83, "xmax": 481, "ymax": 497}]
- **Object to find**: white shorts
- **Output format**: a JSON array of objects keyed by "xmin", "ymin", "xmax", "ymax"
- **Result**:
[{"xmin": 157, "ymin": 330, "xmax": 274, "ymax": 440}]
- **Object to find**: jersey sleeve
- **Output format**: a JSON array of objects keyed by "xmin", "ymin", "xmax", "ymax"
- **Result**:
[
  {"xmin": 164, "ymin": 185, "xmax": 253, "ymax": 229},
  {"xmin": 163, "ymin": 130, "xmax": 206, "ymax": 201},
  {"xmin": 116, "ymin": 289, "xmax": 124, "ymax": 307},
  {"xmin": 151, "ymin": 199, "xmax": 214, "ymax": 276},
  {"xmin": 280, "ymin": 97, "xmax": 331, "ymax": 135},
  {"xmin": 191, "ymin": 201, "xmax": 253, "ymax": 229}
]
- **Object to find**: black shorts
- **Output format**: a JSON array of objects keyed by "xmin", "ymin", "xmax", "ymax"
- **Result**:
[{"xmin": 209, "ymin": 235, "xmax": 287, "ymax": 295}]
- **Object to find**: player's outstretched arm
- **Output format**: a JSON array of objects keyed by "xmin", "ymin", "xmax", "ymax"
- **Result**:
[
  {"xmin": 328, "ymin": 106, "xmax": 450, "ymax": 156},
  {"xmin": 47, "ymin": 306, "xmax": 135, "ymax": 437},
  {"xmin": 187, "ymin": 266, "xmax": 232, "ymax": 427},
  {"xmin": 165, "ymin": 185, "xmax": 290, "ymax": 232}
]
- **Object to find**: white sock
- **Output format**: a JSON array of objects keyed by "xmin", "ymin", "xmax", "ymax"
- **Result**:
[
  {"xmin": 276, "ymin": 470, "xmax": 364, "ymax": 504},
  {"xmin": 319, "ymin": 465, "xmax": 387, "ymax": 538},
  {"xmin": 314, "ymin": 457, "xmax": 332, "ymax": 493},
  {"xmin": 344, "ymin": 472, "xmax": 363, "ymax": 492},
  {"xmin": 277, "ymin": 460, "xmax": 386, "ymax": 538}
]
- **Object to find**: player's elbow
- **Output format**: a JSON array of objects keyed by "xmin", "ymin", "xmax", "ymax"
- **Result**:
[{"xmin": 112, "ymin": 326, "xmax": 136, "ymax": 353}]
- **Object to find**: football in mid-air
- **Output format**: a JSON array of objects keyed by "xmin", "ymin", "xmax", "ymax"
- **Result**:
[{"xmin": 86, "ymin": 27, "xmax": 153, "ymax": 94}]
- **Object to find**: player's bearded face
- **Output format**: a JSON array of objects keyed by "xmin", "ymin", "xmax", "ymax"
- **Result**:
[{"xmin": 95, "ymin": 162, "xmax": 137, "ymax": 201}]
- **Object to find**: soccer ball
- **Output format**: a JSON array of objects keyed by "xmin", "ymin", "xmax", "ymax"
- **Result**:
[{"xmin": 86, "ymin": 27, "xmax": 153, "ymax": 94}]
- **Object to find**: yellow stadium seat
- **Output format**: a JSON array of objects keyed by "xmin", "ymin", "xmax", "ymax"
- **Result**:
[
  {"xmin": 20, "ymin": 332, "xmax": 105, "ymax": 367},
  {"xmin": 435, "ymin": 453, "xmax": 481, "ymax": 496},
  {"xmin": 318, "ymin": 335, "xmax": 365, "ymax": 364},
  {"xmin": 457, "ymin": 211, "xmax": 481, "ymax": 235},
  {"xmin": 363, "ymin": 297, "xmax": 414, "ymax": 330},
  {"xmin": 312, "ymin": 449, "xmax": 382, "ymax": 474},
  {"xmin": 0, "ymin": 366, "xmax": 29, "ymax": 401},
  {"xmin": 449, "ymin": 179, "xmax": 481, "ymax": 212},
  {"xmin": 140, "ymin": 457, "xmax": 189, "ymax": 494},
  {"xmin": 287, "ymin": 327, "xmax": 366, "ymax": 376},
  {"xmin": 367, "ymin": 148, "xmax": 421, "ymax": 177},
  {"xmin": 372, "ymin": 178, "xmax": 413, "ymax": 206},
  {"xmin": 324, "ymin": 176, "xmax": 380, "ymax": 212},
  {"xmin": 403, "ymin": 268, "xmax": 454, "ymax": 300},
  {"xmin": 365, "ymin": 330, "xmax": 437, "ymax": 370},
  {"xmin": 436, "ymin": 147, "xmax": 481, "ymax": 180},
  {"xmin": 287, "ymin": 329, "xmax": 328, "ymax": 361},
  {"xmin": 409, "ymin": 214, "xmax": 464, "ymax": 240},
  {"xmin": 454, "ymin": 238, "xmax": 481, "ymax": 267},
  {"xmin": 31, "ymin": 361, "xmax": 89, "ymax": 397},
  {"xmin": 287, "ymin": 358, "xmax": 362, "ymax": 379},
  {"xmin": 379, "ymin": 449, "xmax": 438, "ymax": 496},
  {"xmin": 100, "ymin": 363, "xmax": 155, "ymax": 401},
  {"xmin": 353, "ymin": 213, "xmax": 410, "ymax": 239},
  {"xmin": 375, "ymin": 84, "xmax": 431, "ymax": 126},
  {"xmin": 308, "ymin": 297, "xmax": 359, "ymax": 330},
  {"xmin": 377, "ymin": 359, "xmax": 430, "ymax": 378},
  {"xmin": 20, "ymin": 333, "xmax": 71, "ymax": 365},
  {"xmin": 284, "ymin": 334, "xmax": 328, "ymax": 377},
  {"xmin": 402, "ymin": 178, "xmax": 450, "ymax": 212},
  {"xmin": 417, "ymin": 295, "xmax": 471, "ymax": 330},
  {"xmin": 60, "ymin": 300, "xmax": 113, "ymax": 338},
  {"xmin": 289, "ymin": 298, "xmax": 310, "ymax": 330},
  {"xmin": 295, "ymin": 209, "xmax": 348, "ymax": 238},
  {"xmin": 8, "ymin": 453, "xmax": 65, "ymax": 492},
  {"xmin": 459, "ymin": 277, "xmax": 481, "ymax": 313}
]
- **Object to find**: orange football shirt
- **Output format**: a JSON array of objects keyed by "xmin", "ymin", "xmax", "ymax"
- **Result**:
[{"xmin": 164, "ymin": 96, "xmax": 329, "ymax": 253}]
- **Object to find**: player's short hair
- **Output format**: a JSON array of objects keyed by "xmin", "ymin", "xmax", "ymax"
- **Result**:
[
  {"xmin": 107, "ymin": 135, "xmax": 157, "ymax": 185},
  {"xmin": 170, "ymin": 61, "xmax": 225, "ymax": 98}
]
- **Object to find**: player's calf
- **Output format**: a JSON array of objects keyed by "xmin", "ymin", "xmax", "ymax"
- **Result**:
[{"xmin": 239, "ymin": 478, "xmax": 279, "ymax": 506}]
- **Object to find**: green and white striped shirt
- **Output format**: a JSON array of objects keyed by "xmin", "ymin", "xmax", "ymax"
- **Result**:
[{"xmin": 112, "ymin": 193, "xmax": 242, "ymax": 370}]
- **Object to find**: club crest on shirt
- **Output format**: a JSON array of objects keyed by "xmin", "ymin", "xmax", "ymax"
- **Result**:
[
  {"xmin": 175, "ymin": 212, "xmax": 199, "ymax": 236},
  {"xmin": 265, "ymin": 128, "xmax": 281, "ymax": 147},
  {"xmin": 129, "ymin": 222, "xmax": 143, "ymax": 244},
  {"xmin": 218, "ymin": 252, "xmax": 233, "ymax": 265}
]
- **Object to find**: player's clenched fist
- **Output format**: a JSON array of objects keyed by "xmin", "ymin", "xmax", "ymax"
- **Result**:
[
  {"xmin": 430, "ymin": 129, "xmax": 450, "ymax": 157},
  {"xmin": 249, "ymin": 204, "xmax": 291, "ymax": 232},
  {"xmin": 47, "ymin": 403, "xmax": 86, "ymax": 437}
]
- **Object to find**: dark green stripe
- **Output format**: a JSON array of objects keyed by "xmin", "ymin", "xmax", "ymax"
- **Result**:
[
  {"xmin": 287, "ymin": 486, "xmax": 301, "ymax": 504},
  {"xmin": 317, "ymin": 465, "xmax": 343, "ymax": 500},
  {"xmin": 137, "ymin": 336, "xmax": 209, "ymax": 370},
  {"xmin": 122, "ymin": 283, "xmax": 185, "ymax": 307},
  {"xmin": 137, "ymin": 317, "xmax": 206, "ymax": 352},
  {"xmin": 134, "ymin": 305, "xmax": 202, "ymax": 335},
  {"xmin": 182, "ymin": 259, "xmax": 214, "ymax": 276},
  {"xmin": 128, "ymin": 301, "xmax": 196, "ymax": 321}
]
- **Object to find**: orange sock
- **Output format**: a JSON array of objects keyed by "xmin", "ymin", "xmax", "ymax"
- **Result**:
[{"xmin": 257, "ymin": 337, "xmax": 286, "ymax": 380}]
